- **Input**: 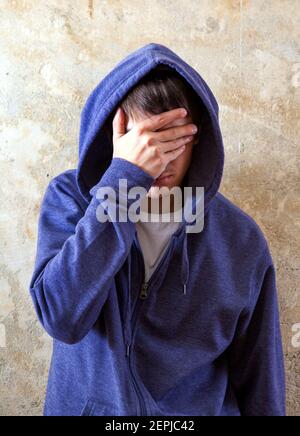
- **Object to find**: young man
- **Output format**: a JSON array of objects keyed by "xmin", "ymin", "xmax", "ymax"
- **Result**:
[{"xmin": 29, "ymin": 43, "xmax": 286, "ymax": 416}]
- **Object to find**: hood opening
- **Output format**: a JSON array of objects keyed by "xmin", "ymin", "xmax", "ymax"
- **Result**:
[{"xmin": 76, "ymin": 43, "xmax": 224, "ymax": 215}]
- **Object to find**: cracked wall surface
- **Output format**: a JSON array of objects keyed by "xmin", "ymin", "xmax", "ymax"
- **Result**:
[{"xmin": 0, "ymin": 0, "xmax": 299, "ymax": 416}]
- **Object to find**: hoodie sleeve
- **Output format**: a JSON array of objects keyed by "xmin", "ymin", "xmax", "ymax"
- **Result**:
[
  {"xmin": 29, "ymin": 157, "xmax": 154, "ymax": 345},
  {"xmin": 228, "ymin": 243, "xmax": 286, "ymax": 416}
]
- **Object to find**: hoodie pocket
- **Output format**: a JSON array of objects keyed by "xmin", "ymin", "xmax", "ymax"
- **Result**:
[{"xmin": 80, "ymin": 399, "xmax": 117, "ymax": 416}]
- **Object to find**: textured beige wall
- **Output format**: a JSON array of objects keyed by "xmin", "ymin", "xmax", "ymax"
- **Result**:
[{"xmin": 0, "ymin": 0, "xmax": 299, "ymax": 416}]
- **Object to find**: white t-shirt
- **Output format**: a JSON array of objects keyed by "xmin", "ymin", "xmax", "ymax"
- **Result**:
[{"xmin": 135, "ymin": 192, "xmax": 182, "ymax": 283}]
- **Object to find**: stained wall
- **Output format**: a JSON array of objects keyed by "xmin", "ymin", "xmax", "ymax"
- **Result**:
[{"xmin": 0, "ymin": 0, "xmax": 299, "ymax": 415}]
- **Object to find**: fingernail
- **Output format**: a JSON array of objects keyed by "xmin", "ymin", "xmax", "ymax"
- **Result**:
[{"xmin": 181, "ymin": 108, "xmax": 187, "ymax": 116}]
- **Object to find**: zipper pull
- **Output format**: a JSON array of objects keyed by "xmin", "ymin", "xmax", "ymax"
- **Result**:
[{"xmin": 139, "ymin": 282, "xmax": 149, "ymax": 299}]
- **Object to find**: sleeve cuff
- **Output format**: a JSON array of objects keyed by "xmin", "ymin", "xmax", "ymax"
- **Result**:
[{"xmin": 89, "ymin": 157, "xmax": 155, "ymax": 197}]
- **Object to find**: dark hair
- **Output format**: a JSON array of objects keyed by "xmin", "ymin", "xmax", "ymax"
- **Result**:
[{"xmin": 104, "ymin": 64, "xmax": 205, "ymax": 144}]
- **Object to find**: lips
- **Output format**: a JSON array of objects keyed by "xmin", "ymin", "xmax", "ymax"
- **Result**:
[
  {"xmin": 153, "ymin": 174, "xmax": 173, "ymax": 185},
  {"xmin": 156, "ymin": 173, "xmax": 172, "ymax": 181}
]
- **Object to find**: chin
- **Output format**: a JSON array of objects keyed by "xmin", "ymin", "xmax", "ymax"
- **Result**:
[
  {"xmin": 147, "ymin": 186, "xmax": 168, "ymax": 199},
  {"xmin": 148, "ymin": 182, "xmax": 180, "ymax": 199}
]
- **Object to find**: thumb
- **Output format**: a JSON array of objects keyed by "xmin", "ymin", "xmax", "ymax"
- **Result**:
[{"xmin": 112, "ymin": 107, "xmax": 125, "ymax": 141}]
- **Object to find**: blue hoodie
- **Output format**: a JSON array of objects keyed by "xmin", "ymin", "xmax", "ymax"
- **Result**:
[{"xmin": 29, "ymin": 43, "xmax": 286, "ymax": 416}]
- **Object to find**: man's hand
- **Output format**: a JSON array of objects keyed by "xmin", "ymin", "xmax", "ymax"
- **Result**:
[{"xmin": 112, "ymin": 106, "xmax": 198, "ymax": 179}]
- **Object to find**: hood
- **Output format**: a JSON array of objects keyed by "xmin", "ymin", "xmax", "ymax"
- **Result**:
[
  {"xmin": 77, "ymin": 42, "xmax": 224, "ymax": 209},
  {"xmin": 76, "ymin": 42, "xmax": 225, "ymax": 296}
]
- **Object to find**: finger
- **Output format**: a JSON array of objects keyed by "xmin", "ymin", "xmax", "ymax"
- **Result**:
[
  {"xmin": 112, "ymin": 107, "xmax": 125, "ymax": 141},
  {"xmin": 141, "ymin": 107, "xmax": 187, "ymax": 132},
  {"xmin": 155, "ymin": 123, "xmax": 197, "ymax": 142},
  {"xmin": 165, "ymin": 144, "xmax": 186, "ymax": 163},
  {"xmin": 159, "ymin": 135, "xmax": 195, "ymax": 153}
]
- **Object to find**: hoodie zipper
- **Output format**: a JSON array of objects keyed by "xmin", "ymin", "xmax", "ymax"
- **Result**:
[
  {"xmin": 127, "ymin": 239, "xmax": 148, "ymax": 416},
  {"xmin": 128, "ymin": 280, "xmax": 148, "ymax": 416},
  {"xmin": 126, "ymin": 232, "xmax": 177, "ymax": 416},
  {"xmin": 139, "ymin": 282, "xmax": 149, "ymax": 299}
]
